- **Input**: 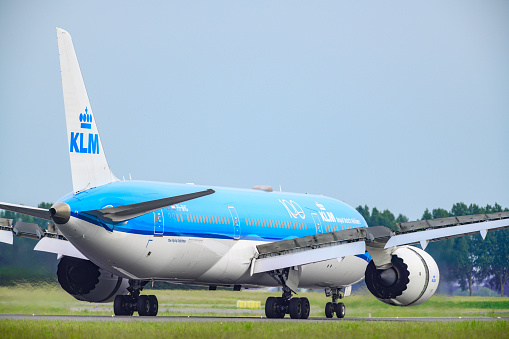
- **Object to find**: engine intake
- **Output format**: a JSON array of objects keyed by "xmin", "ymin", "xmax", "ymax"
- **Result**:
[
  {"xmin": 57, "ymin": 256, "xmax": 129, "ymax": 303},
  {"xmin": 365, "ymin": 246, "xmax": 439, "ymax": 306}
]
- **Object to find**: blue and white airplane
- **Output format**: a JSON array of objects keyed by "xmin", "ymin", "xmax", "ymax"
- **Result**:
[{"xmin": 1, "ymin": 28, "xmax": 508, "ymax": 319}]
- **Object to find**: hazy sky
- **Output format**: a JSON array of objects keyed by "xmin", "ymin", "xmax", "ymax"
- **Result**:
[{"xmin": 1, "ymin": 1, "xmax": 508, "ymax": 220}]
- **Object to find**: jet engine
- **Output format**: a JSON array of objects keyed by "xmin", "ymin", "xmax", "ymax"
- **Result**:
[
  {"xmin": 57, "ymin": 256, "xmax": 129, "ymax": 303},
  {"xmin": 365, "ymin": 246, "xmax": 439, "ymax": 306}
]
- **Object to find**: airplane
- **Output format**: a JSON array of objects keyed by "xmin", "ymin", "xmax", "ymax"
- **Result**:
[{"xmin": 1, "ymin": 28, "xmax": 508, "ymax": 319}]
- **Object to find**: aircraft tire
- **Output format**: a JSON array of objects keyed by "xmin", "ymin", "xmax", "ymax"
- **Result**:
[
  {"xmin": 137, "ymin": 295, "xmax": 151, "ymax": 316},
  {"xmin": 300, "ymin": 297, "xmax": 310, "ymax": 319},
  {"xmin": 335, "ymin": 302, "xmax": 345, "ymax": 318},
  {"xmin": 289, "ymin": 298, "xmax": 302, "ymax": 319},
  {"xmin": 275, "ymin": 297, "xmax": 286, "ymax": 318},
  {"xmin": 148, "ymin": 295, "xmax": 158, "ymax": 316},
  {"xmin": 114, "ymin": 295, "xmax": 131, "ymax": 316},
  {"xmin": 265, "ymin": 297, "xmax": 278, "ymax": 318},
  {"xmin": 325, "ymin": 302, "xmax": 334, "ymax": 318}
]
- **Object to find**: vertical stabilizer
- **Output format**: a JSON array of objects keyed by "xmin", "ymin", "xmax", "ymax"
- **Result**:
[{"xmin": 56, "ymin": 28, "xmax": 117, "ymax": 193}]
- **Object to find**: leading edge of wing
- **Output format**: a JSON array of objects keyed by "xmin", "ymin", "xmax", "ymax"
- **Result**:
[
  {"xmin": 252, "ymin": 241, "xmax": 366, "ymax": 274},
  {"xmin": 0, "ymin": 202, "xmax": 51, "ymax": 220},
  {"xmin": 250, "ymin": 227, "xmax": 381, "ymax": 274},
  {"xmin": 82, "ymin": 189, "xmax": 215, "ymax": 223},
  {"xmin": 385, "ymin": 217, "xmax": 509, "ymax": 249}
]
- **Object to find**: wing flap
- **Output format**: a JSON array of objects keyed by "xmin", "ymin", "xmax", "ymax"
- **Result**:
[
  {"xmin": 34, "ymin": 237, "xmax": 86, "ymax": 260},
  {"xmin": 385, "ymin": 218, "xmax": 509, "ymax": 249},
  {"xmin": 252, "ymin": 241, "xmax": 366, "ymax": 274},
  {"xmin": 0, "ymin": 218, "xmax": 86, "ymax": 260}
]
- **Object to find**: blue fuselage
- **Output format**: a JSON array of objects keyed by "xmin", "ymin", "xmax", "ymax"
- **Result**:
[{"xmin": 59, "ymin": 181, "xmax": 367, "ymax": 242}]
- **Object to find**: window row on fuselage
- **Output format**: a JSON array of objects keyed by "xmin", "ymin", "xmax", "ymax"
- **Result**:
[
  {"xmin": 170, "ymin": 212, "xmax": 358, "ymax": 233},
  {"xmin": 245, "ymin": 218, "xmax": 308, "ymax": 231},
  {"xmin": 183, "ymin": 214, "xmax": 231, "ymax": 225},
  {"xmin": 323, "ymin": 223, "xmax": 357, "ymax": 232}
]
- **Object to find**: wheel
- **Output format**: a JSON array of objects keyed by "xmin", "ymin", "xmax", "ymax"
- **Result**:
[
  {"xmin": 300, "ymin": 297, "xmax": 310, "ymax": 319},
  {"xmin": 275, "ymin": 297, "xmax": 286, "ymax": 318},
  {"xmin": 289, "ymin": 298, "xmax": 302, "ymax": 319},
  {"xmin": 137, "ymin": 295, "xmax": 151, "ymax": 316},
  {"xmin": 335, "ymin": 302, "xmax": 345, "ymax": 318},
  {"xmin": 265, "ymin": 297, "xmax": 278, "ymax": 318},
  {"xmin": 148, "ymin": 295, "xmax": 158, "ymax": 316},
  {"xmin": 114, "ymin": 295, "xmax": 126, "ymax": 316},
  {"xmin": 114, "ymin": 295, "xmax": 132, "ymax": 316},
  {"xmin": 325, "ymin": 302, "xmax": 334, "ymax": 318}
]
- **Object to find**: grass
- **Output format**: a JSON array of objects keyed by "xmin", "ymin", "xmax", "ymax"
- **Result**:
[
  {"xmin": 0, "ymin": 319, "xmax": 508, "ymax": 339},
  {"xmin": 1, "ymin": 284, "xmax": 509, "ymax": 318},
  {"xmin": 1, "ymin": 284, "xmax": 508, "ymax": 337}
]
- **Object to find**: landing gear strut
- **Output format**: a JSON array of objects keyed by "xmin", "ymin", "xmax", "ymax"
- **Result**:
[
  {"xmin": 264, "ymin": 268, "xmax": 310, "ymax": 319},
  {"xmin": 114, "ymin": 280, "xmax": 158, "ymax": 316},
  {"xmin": 324, "ymin": 287, "xmax": 345, "ymax": 318}
]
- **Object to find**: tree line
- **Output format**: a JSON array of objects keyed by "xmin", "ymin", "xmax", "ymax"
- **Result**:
[{"xmin": 356, "ymin": 202, "xmax": 509, "ymax": 296}]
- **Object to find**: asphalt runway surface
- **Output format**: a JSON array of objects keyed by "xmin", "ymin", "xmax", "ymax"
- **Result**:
[{"xmin": 1, "ymin": 314, "xmax": 507, "ymax": 322}]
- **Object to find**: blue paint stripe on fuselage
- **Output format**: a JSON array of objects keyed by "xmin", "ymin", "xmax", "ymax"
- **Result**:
[
  {"xmin": 355, "ymin": 252, "xmax": 372, "ymax": 263},
  {"xmin": 62, "ymin": 180, "xmax": 368, "ymax": 242}
]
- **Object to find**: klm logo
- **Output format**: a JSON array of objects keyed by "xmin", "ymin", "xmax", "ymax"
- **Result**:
[
  {"xmin": 70, "ymin": 132, "xmax": 99, "ymax": 154},
  {"xmin": 70, "ymin": 107, "xmax": 99, "ymax": 154}
]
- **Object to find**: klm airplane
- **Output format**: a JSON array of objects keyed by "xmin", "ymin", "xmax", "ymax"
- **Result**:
[{"xmin": 1, "ymin": 28, "xmax": 508, "ymax": 319}]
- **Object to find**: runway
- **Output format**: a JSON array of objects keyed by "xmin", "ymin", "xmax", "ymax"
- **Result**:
[{"xmin": 1, "ymin": 314, "xmax": 506, "ymax": 322}]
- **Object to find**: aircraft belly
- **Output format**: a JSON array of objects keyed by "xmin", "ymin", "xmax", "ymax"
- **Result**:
[
  {"xmin": 235, "ymin": 256, "xmax": 368, "ymax": 289},
  {"xmin": 298, "ymin": 256, "xmax": 367, "ymax": 288},
  {"xmin": 59, "ymin": 218, "xmax": 223, "ymax": 280},
  {"xmin": 61, "ymin": 218, "xmax": 366, "ymax": 287}
]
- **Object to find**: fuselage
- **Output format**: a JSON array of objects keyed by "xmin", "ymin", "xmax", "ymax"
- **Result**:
[{"xmin": 57, "ymin": 180, "xmax": 370, "ymax": 288}]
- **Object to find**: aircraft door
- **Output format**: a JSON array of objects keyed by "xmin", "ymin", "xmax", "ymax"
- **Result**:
[
  {"xmin": 154, "ymin": 209, "xmax": 164, "ymax": 235},
  {"xmin": 228, "ymin": 206, "xmax": 241, "ymax": 240},
  {"xmin": 311, "ymin": 213, "xmax": 323, "ymax": 234}
]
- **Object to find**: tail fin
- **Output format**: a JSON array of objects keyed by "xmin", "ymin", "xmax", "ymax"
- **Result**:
[{"xmin": 56, "ymin": 28, "xmax": 117, "ymax": 193}]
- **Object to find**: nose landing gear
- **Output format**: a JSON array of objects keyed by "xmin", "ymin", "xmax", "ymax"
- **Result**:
[
  {"xmin": 324, "ymin": 287, "xmax": 346, "ymax": 318},
  {"xmin": 113, "ymin": 280, "xmax": 158, "ymax": 316}
]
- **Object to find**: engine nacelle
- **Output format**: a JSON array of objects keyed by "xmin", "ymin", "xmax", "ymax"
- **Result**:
[
  {"xmin": 57, "ymin": 256, "xmax": 129, "ymax": 303},
  {"xmin": 365, "ymin": 246, "xmax": 439, "ymax": 306}
]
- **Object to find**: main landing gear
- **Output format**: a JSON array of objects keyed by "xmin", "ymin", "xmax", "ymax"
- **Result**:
[
  {"xmin": 265, "ymin": 286, "xmax": 311, "ymax": 319},
  {"xmin": 114, "ymin": 280, "xmax": 159, "ymax": 316},
  {"xmin": 324, "ymin": 287, "xmax": 346, "ymax": 318},
  {"xmin": 264, "ymin": 268, "xmax": 310, "ymax": 319}
]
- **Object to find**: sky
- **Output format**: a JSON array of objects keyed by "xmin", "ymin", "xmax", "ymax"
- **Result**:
[{"xmin": 0, "ymin": 1, "xmax": 508, "ymax": 220}]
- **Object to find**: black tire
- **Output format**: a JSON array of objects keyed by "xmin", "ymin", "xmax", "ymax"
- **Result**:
[
  {"xmin": 300, "ymin": 297, "xmax": 310, "ymax": 319},
  {"xmin": 335, "ymin": 302, "xmax": 345, "ymax": 318},
  {"xmin": 325, "ymin": 302, "xmax": 334, "ymax": 318},
  {"xmin": 265, "ymin": 297, "xmax": 278, "ymax": 318},
  {"xmin": 275, "ymin": 297, "xmax": 285, "ymax": 318},
  {"xmin": 137, "ymin": 295, "xmax": 150, "ymax": 316},
  {"xmin": 289, "ymin": 298, "xmax": 302, "ymax": 319},
  {"xmin": 114, "ymin": 295, "xmax": 126, "ymax": 316},
  {"xmin": 148, "ymin": 295, "xmax": 158, "ymax": 316}
]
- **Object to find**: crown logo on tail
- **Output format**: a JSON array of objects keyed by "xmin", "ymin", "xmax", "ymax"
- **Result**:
[{"xmin": 79, "ymin": 107, "xmax": 92, "ymax": 129}]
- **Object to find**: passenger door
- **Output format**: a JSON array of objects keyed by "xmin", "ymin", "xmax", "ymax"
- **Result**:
[
  {"xmin": 228, "ymin": 206, "xmax": 241, "ymax": 240},
  {"xmin": 311, "ymin": 212, "xmax": 323, "ymax": 234},
  {"xmin": 154, "ymin": 209, "xmax": 164, "ymax": 236}
]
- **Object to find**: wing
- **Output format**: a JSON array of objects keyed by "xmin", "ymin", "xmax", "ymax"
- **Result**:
[
  {"xmin": 0, "ymin": 218, "xmax": 86, "ymax": 259},
  {"xmin": 251, "ymin": 212, "xmax": 509, "ymax": 274}
]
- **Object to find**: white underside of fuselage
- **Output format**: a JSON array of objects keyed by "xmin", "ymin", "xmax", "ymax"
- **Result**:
[{"xmin": 58, "ymin": 216, "xmax": 367, "ymax": 289}]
